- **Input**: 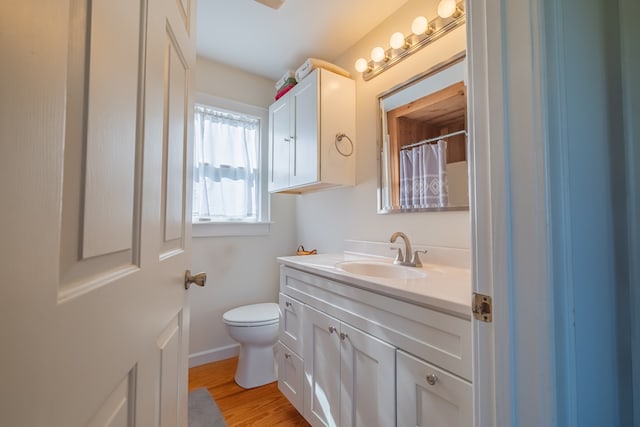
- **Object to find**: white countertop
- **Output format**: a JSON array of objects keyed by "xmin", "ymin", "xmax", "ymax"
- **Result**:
[{"xmin": 277, "ymin": 252, "xmax": 472, "ymax": 317}]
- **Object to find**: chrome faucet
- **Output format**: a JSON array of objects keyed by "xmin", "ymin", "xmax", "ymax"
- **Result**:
[
  {"xmin": 390, "ymin": 232, "xmax": 412, "ymax": 265},
  {"xmin": 389, "ymin": 231, "xmax": 427, "ymax": 267}
]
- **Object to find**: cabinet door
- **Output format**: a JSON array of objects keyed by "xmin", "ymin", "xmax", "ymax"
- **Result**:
[
  {"xmin": 340, "ymin": 323, "xmax": 396, "ymax": 427},
  {"xmin": 397, "ymin": 350, "xmax": 472, "ymax": 427},
  {"xmin": 304, "ymin": 306, "xmax": 341, "ymax": 427},
  {"xmin": 290, "ymin": 75, "xmax": 319, "ymax": 187},
  {"xmin": 276, "ymin": 341, "xmax": 305, "ymax": 414},
  {"xmin": 279, "ymin": 292, "xmax": 304, "ymax": 355},
  {"xmin": 269, "ymin": 96, "xmax": 291, "ymax": 191}
]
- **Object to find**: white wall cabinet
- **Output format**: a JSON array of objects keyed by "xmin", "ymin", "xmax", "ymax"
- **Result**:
[
  {"xmin": 277, "ymin": 264, "xmax": 472, "ymax": 427},
  {"xmin": 268, "ymin": 69, "xmax": 355, "ymax": 193}
]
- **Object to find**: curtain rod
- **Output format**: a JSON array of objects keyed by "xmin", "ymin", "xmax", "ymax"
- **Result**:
[{"xmin": 400, "ymin": 129, "xmax": 467, "ymax": 150}]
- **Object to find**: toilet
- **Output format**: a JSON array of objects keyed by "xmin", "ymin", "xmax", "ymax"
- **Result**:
[{"xmin": 222, "ymin": 302, "xmax": 280, "ymax": 389}]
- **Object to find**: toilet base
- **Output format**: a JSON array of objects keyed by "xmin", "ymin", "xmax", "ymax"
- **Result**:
[{"xmin": 234, "ymin": 344, "xmax": 276, "ymax": 389}]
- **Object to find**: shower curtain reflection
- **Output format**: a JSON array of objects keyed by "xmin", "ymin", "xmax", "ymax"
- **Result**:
[{"xmin": 400, "ymin": 140, "xmax": 449, "ymax": 209}]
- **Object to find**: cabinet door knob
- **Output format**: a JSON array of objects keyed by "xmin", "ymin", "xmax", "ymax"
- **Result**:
[
  {"xmin": 340, "ymin": 332, "xmax": 348, "ymax": 341},
  {"xmin": 426, "ymin": 373, "xmax": 438, "ymax": 386},
  {"xmin": 328, "ymin": 326, "xmax": 337, "ymax": 334},
  {"xmin": 285, "ymin": 353, "xmax": 291, "ymax": 359},
  {"xmin": 285, "ymin": 301, "xmax": 292, "ymax": 308}
]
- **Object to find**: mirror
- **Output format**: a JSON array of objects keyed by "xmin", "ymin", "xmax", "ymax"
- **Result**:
[{"xmin": 377, "ymin": 52, "xmax": 469, "ymax": 213}]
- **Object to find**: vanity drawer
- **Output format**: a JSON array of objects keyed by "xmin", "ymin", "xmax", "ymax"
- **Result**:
[
  {"xmin": 275, "ymin": 341, "xmax": 304, "ymax": 414},
  {"xmin": 280, "ymin": 265, "xmax": 472, "ymax": 381},
  {"xmin": 279, "ymin": 292, "xmax": 304, "ymax": 355}
]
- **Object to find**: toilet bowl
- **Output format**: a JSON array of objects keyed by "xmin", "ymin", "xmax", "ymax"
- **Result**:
[{"xmin": 222, "ymin": 302, "xmax": 280, "ymax": 389}]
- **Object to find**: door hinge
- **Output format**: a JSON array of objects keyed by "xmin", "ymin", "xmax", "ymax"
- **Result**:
[{"xmin": 472, "ymin": 293, "xmax": 492, "ymax": 322}]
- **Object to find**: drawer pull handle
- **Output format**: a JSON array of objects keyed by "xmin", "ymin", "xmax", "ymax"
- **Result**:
[
  {"xmin": 285, "ymin": 353, "xmax": 291, "ymax": 359},
  {"xmin": 426, "ymin": 373, "xmax": 438, "ymax": 386},
  {"xmin": 328, "ymin": 326, "xmax": 338, "ymax": 334}
]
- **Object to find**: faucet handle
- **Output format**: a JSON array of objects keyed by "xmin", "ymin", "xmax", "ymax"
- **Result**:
[
  {"xmin": 390, "ymin": 247, "xmax": 404, "ymax": 264},
  {"xmin": 411, "ymin": 250, "xmax": 428, "ymax": 267}
]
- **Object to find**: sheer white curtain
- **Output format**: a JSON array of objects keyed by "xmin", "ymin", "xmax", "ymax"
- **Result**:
[
  {"xmin": 399, "ymin": 139, "xmax": 449, "ymax": 208},
  {"xmin": 193, "ymin": 105, "xmax": 260, "ymax": 220}
]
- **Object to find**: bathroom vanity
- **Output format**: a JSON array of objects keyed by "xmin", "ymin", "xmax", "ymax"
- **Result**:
[{"xmin": 275, "ymin": 250, "xmax": 472, "ymax": 427}]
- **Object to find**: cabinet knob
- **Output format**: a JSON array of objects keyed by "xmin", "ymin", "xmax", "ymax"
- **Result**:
[
  {"xmin": 328, "ymin": 326, "xmax": 337, "ymax": 334},
  {"xmin": 285, "ymin": 301, "xmax": 292, "ymax": 308},
  {"xmin": 426, "ymin": 373, "xmax": 438, "ymax": 386},
  {"xmin": 340, "ymin": 332, "xmax": 348, "ymax": 341},
  {"xmin": 285, "ymin": 353, "xmax": 291, "ymax": 359}
]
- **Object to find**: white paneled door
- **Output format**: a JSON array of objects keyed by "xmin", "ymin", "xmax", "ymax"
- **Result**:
[{"xmin": 0, "ymin": 0, "xmax": 196, "ymax": 425}]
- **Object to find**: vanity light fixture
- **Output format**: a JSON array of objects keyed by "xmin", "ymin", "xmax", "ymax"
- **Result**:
[
  {"xmin": 410, "ymin": 16, "xmax": 432, "ymax": 36},
  {"xmin": 354, "ymin": 0, "xmax": 465, "ymax": 81},
  {"xmin": 354, "ymin": 57, "xmax": 370, "ymax": 73},
  {"xmin": 389, "ymin": 32, "xmax": 408, "ymax": 50},
  {"xmin": 437, "ymin": 0, "xmax": 462, "ymax": 18},
  {"xmin": 371, "ymin": 46, "xmax": 387, "ymax": 63}
]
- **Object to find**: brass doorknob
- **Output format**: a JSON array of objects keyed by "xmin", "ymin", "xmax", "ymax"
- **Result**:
[{"xmin": 184, "ymin": 270, "xmax": 206, "ymax": 289}]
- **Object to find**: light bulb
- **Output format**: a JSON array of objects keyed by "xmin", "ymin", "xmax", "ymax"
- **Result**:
[
  {"xmin": 355, "ymin": 58, "xmax": 369, "ymax": 73},
  {"xmin": 389, "ymin": 32, "xmax": 406, "ymax": 49},
  {"xmin": 371, "ymin": 46, "xmax": 385, "ymax": 62},
  {"xmin": 438, "ymin": 0, "xmax": 457, "ymax": 18},
  {"xmin": 411, "ymin": 16, "xmax": 428, "ymax": 35}
]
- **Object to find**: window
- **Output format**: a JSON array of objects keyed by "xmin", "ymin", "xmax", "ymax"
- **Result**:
[{"xmin": 192, "ymin": 95, "xmax": 269, "ymax": 236}]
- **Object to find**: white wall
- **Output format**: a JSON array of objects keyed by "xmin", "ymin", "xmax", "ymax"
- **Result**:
[
  {"xmin": 189, "ymin": 57, "xmax": 298, "ymax": 365},
  {"xmin": 295, "ymin": 0, "xmax": 470, "ymax": 253},
  {"xmin": 195, "ymin": 58, "xmax": 275, "ymax": 105}
]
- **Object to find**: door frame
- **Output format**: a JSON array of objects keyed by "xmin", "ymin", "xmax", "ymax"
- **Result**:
[
  {"xmin": 468, "ymin": 0, "xmax": 555, "ymax": 425},
  {"xmin": 619, "ymin": 0, "xmax": 640, "ymax": 421},
  {"xmin": 469, "ymin": 0, "xmax": 639, "ymax": 425}
]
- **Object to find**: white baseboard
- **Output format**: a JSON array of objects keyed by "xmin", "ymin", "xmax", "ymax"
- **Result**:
[{"xmin": 189, "ymin": 344, "xmax": 240, "ymax": 368}]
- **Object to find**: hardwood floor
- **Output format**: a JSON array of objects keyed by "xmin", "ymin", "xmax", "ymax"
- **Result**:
[{"xmin": 189, "ymin": 357, "xmax": 310, "ymax": 427}]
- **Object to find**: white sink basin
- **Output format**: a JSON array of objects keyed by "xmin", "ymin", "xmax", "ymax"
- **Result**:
[{"xmin": 336, "ymin": 261, "xmax": 426, "ymax": 279}]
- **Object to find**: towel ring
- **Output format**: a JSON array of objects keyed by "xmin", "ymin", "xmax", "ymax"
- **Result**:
[{"xmin": 335, "ymin": 133, "xmax": 354, "ymax": 157}]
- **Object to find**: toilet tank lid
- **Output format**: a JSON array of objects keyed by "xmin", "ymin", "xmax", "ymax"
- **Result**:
[{"xmin": 223, "ymin": 302, "xmax": 280, "ymax": 324}]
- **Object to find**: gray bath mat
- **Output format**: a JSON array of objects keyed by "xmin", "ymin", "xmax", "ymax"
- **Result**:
[{"xmin": 188, "ymin": 387, "xmax": 227, "ymax": 427}]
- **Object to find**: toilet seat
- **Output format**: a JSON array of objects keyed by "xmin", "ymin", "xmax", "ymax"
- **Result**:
[{"xmin": 223, "ymin": 302, "xmax": 280, "ymax": 327}]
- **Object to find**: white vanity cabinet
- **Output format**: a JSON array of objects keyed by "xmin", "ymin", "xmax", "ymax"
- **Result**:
[
  {"xmin": 277, "ymin": 263, "xmax": 473, "ymax": 427},
  {"xmin": 268, "ymin": 68, "xmax": 355, "ymax": 193},
  {"xmin": 397, "ymin": 350, "xmax": 472, "ymax": 426},
  {"xmin": 304, "ymin": 306, "xmax": 396, "ymax": 427},
  {"xmin": 276, "ymin": 292, "xmax": 305, "ymax": 413}
]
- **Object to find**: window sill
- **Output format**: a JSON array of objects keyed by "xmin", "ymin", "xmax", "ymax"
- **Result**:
[{"xmin": 192, "ymin": 220, "xmax": 272, "ymax": 237}]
